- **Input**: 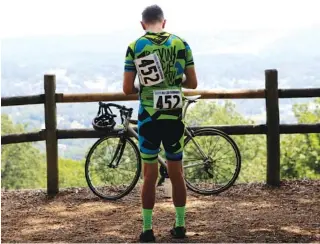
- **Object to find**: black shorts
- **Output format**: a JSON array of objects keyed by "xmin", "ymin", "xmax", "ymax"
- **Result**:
[{"xmin": 138, "ymin": 119, "xmax": 185, "ymax": 163}]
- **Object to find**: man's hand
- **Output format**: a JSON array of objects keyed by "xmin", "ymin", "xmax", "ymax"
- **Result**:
[
  {"xmin": 133, "ymin": 83, "xmax": 140, "ymax": 94},
  {"xmin": 182, "ymin": 74, "xmax": 187, "ymax": 83}
]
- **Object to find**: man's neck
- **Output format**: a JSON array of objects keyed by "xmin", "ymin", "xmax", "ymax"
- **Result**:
[{"xmin": 145, "ymin": 24, "xmax": 163, "ymax": 33}]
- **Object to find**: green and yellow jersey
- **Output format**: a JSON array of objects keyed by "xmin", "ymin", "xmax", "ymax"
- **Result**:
[{"xmin": 124, "ymin": 31, "xmax": 194, "ymax": 120}]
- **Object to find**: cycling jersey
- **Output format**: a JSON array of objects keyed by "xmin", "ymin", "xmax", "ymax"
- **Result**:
[{"xmin": 125, "ymin": 31, "xmax": 194, "ymax": 110}]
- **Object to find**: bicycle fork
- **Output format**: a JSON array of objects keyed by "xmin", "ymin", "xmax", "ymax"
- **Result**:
[{"xmin": 108, "ymin": 137, "xmax": 126, "ymax": 168}]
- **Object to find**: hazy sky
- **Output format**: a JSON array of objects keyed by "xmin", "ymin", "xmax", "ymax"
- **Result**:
[{"xmin": 1, "ymin": 0, "xmax": 320, "ymax": 38}]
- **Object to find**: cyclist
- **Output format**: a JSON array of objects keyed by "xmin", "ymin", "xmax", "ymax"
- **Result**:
[{"xmin": 123, "ymin": 4, "xmax": 198, "ymax": 242}]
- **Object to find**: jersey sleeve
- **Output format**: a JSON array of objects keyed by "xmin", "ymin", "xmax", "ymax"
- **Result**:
[
  {"xmin": 124, "ymin": 42, "xmax": 136, "ymax": 72},
  {"xmin": 183, "ymin": 40, "xmax": 194, "ymax": 68}
]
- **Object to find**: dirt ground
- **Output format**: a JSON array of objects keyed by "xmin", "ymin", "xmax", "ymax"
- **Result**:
[{"xmin": 1, "ymin": 180, "xmax": 320, "ymax": 243}]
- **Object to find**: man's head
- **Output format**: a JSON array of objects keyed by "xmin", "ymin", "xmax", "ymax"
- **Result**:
[{"xmin": 141, "ymin": 5, "xmax": 166, "ymax": 30}]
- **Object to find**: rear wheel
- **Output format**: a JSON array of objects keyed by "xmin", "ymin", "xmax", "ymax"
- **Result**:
[
  {"xmin": 85, "ymin": 135, "xmax": 141, "ymax": 200},
  {"xmin": 183, "ymin": 129, "xmax": 241, "ymax": 195}
]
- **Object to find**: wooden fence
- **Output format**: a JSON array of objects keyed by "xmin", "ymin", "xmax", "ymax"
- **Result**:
[{"xmin": 1, "ymin": 69, "xmax": 320, "ymax": 195}]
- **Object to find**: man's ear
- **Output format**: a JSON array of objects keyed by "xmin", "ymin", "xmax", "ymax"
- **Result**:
[
  {"xmin": 162, "ymin": 19, "xmax": 166, "ymax": 28},
  {"xmin": 140, "ymin": 21, "xmax": 146, "ymax": 30}
]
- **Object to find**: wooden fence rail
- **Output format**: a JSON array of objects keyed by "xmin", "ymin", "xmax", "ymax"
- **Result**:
[
  {"xmin": 3, "ymin": 88, "xmax": 320, "ymax": 106},
  {"xmin": 2, "ymin": 124, "xmax": 320, "ymax": 144},
  {"xmin": 1, "ymin": 69, "xmax": 320, "ymax": 195}
]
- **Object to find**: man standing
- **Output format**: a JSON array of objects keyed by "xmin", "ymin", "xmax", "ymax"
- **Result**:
[{"xmin": 123, "ymin": 4, "xmax": 198, "ymax": 242}]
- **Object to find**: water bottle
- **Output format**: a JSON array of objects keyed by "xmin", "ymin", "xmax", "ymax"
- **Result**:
[{"xmin": 163, "ymin": 179, "xmax": 172, "ymax": 198}]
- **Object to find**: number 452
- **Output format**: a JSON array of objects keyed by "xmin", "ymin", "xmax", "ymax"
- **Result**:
[{"xmin": 156, "ymin": 95, "xmax": 181, "ymax": 109}]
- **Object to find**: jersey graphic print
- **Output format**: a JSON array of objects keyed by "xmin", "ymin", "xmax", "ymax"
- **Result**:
[{"xmin": 124, "ymin": 31, "xmax": 194, "ymax": 109}]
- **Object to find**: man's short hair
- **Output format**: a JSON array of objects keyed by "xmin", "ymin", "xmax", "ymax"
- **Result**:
[{"xmin": 142, "ymin": 5, "xmax": 164, "ymax": 24}]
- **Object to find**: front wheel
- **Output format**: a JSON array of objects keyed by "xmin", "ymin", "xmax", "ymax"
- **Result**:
[
  {"xmin": 85, "ymin": 135, "xmax": 141, "ymax": 200},
  {"xmin": 183, "ymin": 129, "xmax": 241, "ymax": 195}
]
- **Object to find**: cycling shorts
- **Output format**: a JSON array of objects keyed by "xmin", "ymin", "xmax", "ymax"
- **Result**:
[{"xmin": 137, "ymin": 106, "xmax": 185, "ymax": 163}]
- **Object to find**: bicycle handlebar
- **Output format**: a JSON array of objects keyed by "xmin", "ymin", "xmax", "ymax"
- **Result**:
[
  {"xmin": 99, "ymin": 101, "xmax": 132, "ymax": 112},
  {"xmin": 98, "ymin": 102, "xmax": 133, "ymax": 124}
]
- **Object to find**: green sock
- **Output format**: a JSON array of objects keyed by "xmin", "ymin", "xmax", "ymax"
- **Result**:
[
  {"xmin": 142, "ymin": 208, "xmax": 153, "ymax": 232},
  {"xmin": 175, "ymin": 206, "xmax": 186, "ymax": 227}
]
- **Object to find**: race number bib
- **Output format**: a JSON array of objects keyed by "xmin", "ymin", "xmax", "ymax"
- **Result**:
[
  {"xmin": 153, "ymin": 90, "xmax": 183, "ymax": 110},
  {"xmin": 134, "ymin": 53, "xmax": 165, "ymax": 87}
]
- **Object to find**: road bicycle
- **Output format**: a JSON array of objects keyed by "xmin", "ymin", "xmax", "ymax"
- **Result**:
[{"xmin": 85, "ymin": 95, "xmax": 241, "ymax": 200}]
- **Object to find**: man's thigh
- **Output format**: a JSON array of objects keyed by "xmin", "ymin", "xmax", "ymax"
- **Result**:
[
  {"xmin": 138, "ymin": 120, "xmax": 162, "ymax": 163},
  {"xmin": 160, "ymin": 119, "xmax": 185, "ymax": 161}
]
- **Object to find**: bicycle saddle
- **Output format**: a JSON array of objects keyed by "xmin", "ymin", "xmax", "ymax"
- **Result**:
[{"xmin": 184, "ymin": 95, "xmax": 201, "ymax": 102}]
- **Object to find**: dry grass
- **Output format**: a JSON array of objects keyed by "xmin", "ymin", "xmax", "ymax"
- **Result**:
[{"xmin": 1, "ymin": 180, "xmax": 320, "ymax": 243}]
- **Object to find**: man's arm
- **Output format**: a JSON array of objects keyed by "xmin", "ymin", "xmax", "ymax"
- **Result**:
[
  {"xmin": 123, "ymin": 44, "xmax": 139, "ymax": 95},
  {"xmin": 182, "ymin": 40, "xmax": 198, "ymax": 89},
  {"xmin": 182, "ymin": 67, "xmax": 198, "ymax": 89},
  {"xmin": 123, "ymin": 71, "xmax": 139, "ymax": 95}
]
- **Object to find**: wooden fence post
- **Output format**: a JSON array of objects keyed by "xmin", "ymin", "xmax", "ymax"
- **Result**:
[
  {"xmin": 265, "ymin": 69, "xmax": 280, "ymax": 186},
  {"xmin": 44, "ymin": 75, "xmax": 59, "ymax": 195}
]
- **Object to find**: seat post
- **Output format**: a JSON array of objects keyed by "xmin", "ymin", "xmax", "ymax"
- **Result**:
[
  {"xmin": 182, "ymin": 100, "xmax": 192, "ymax": 120},
  {"xmin": 182, "ymin": 95, "xmax": 201, "ymax": 120}
]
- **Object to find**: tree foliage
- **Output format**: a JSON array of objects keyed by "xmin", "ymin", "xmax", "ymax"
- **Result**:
[
  {"xmin": 280, "ymin": 98, "xmax": 320, "ymax": 179},
  {"xmin": 1, "ymin": 114, "xmax": 46, "ymax": 189},
  {"xmin": 1, "ymin": 114, "xmax": 87, "ymax": 189}
]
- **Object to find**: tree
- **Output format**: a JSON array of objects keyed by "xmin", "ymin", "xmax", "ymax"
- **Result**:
[
  {"xmin": 280, "ymin": 98, "xmax": 320, "ymax": 179},
  {"xmin": 59, "ymin": 158, "xmax": 87, "ymax": 188},
  {"xmin": 1, "ymin": 114, "xmax": 90, "ymax": 189},
  {"xmin": 1, "ymin": 114, "xmax": 46, "ymax": 189}
]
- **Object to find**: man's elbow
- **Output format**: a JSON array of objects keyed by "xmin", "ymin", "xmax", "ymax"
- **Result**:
[
  {"xmin": 123, "ymin": 86, "xmax": 131, "ymax": 95},
  {"xmin": 190, "ymin": 82, "xmax": 197, "ymax": 89},
  {"xmin": 189, "ymin": 80, "xmax": 198, "ymax": 89}
]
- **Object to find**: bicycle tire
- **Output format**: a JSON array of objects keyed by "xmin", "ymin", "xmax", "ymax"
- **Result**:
[
  {"xmin": 183, "ymin": 128, "xmax": 241, "ymax": 195},
  {"xmin": 85, "ymin": 135, "xmax": 141, "ymax": 200}
]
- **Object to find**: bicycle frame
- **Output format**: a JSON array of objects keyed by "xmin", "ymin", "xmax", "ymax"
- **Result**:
[{"xmin": 88, "ymin": 96, "xmax": 241, "ymax": 198}]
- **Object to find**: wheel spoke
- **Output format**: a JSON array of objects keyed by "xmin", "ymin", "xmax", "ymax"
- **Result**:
[
  {"xmin": 183, "ymin": 158, "xmax": 203, "ymax": 162},
  {"xmin": 183, "ymin": 161, "xmax": 206, "ymax": 169}
]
